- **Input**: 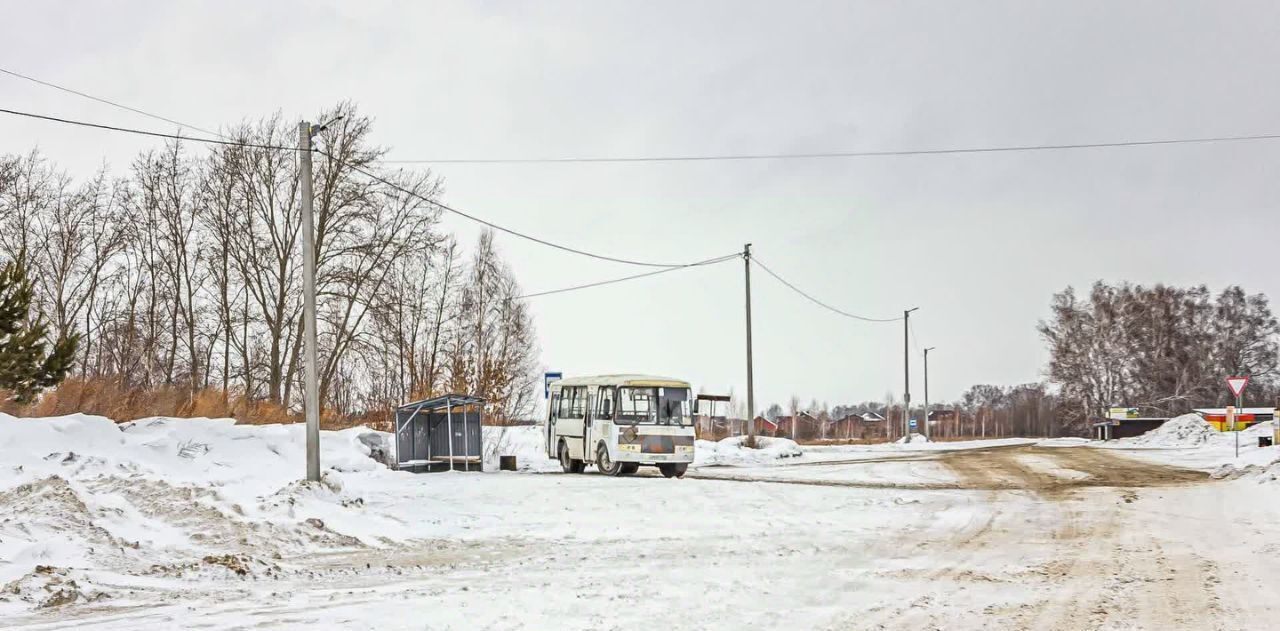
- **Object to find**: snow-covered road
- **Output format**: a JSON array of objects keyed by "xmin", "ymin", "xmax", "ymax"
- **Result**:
[{"xmin": 3, "ymin": 414, "xmax": 1279, "ymax": 630}]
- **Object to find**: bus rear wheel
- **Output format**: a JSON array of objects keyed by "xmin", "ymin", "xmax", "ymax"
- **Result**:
[
  {"xmin": 559, "ymin": 441, "xmax": 584, "ymax": 474},
  {"xmin": 658, "ymin": 463, "xmax": 687, "ymax": 478},
  {"xmin": 597, "ymin": 444, "xmax": 623, "ymax": 476}
]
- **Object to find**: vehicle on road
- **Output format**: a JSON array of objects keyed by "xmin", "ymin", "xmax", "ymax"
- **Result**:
[{"xmin": 545, "ymin": 374, "xmax": 695, "ymax": 477}]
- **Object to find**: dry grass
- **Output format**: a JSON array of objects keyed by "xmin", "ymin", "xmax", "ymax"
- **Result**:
[{"xmin": 1, "ymin": 377, "xmax": 372, "ymax": 430}]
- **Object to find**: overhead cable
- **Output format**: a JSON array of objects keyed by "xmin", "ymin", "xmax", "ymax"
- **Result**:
[
  {"xmin": 0, "ymin": 66, "xmax": 225, "ymax": 139},
  {"xmin": 376, "ymin": 133, "xmax": 1280, "ymax": 165},
  {"xmin": 0, "ymin": 106, "xmax": 716, "ymax": 268},
  {"xmin": 514, "ymin": 253, "xmax": 739, "ymax": 300},
  {"xmin": 751, "ymin": 256, "xmax": 902, "ymax": 323}
]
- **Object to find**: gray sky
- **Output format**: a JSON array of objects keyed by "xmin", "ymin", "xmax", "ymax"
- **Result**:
[{"xmin": 3, "ymin": 1, "xmax": 1279, "ymax": 412}]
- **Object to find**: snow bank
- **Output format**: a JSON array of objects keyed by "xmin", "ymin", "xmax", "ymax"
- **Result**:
[
  {"xmin": 0, "ymin": 412, "xmax": 397, "ymax": 601},
  {"xmin": 1102, "ymin": 416, "xmax": 1280, "ymax": 478},
  {"xmin": 1124, "ymin": 414, "xmax": 1216, "ymax": 447},
  {"xmin": 694, "ymin": 435, "xmax": 802, "ymax": 467},
  {"xmin": 894, "ymin": 433, "xmax": 929, "ymax": 444},
  {"xmin": 482, "ymin": 424, "xmax": 556, "ymax": 471}
]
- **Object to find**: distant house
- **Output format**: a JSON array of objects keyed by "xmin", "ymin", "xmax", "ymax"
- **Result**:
[
  {"xmin": 827, "ymin": 412, "xmax": 862, "ymax": 438},
  {"xmin": 793, "ymin": 412, "xmax": 825, "ymax": 441},
  {"xmin": 753, "ymin": 415, "xmax": 780, "ymax": 437},
  {"xmin": 861, "ymin": 411, "xmax": 887, "ymax": 422}
]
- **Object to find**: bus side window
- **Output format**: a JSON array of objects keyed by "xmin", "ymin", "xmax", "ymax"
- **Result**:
[
  {"xmin": 569, "ymin": 387, "xmax": 586, "ymax": 419},
  {"xmin": 598, "ymin": 387, "xmax": 615, "ymax": 420}
]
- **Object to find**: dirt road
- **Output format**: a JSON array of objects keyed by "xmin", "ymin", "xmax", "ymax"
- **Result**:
[
  {"xmin": 691, "ymin": 444, "xmax": 1208, "ymax": 492},
  {"xmin": 809, "ymin": 446, "xmax": 1253, "ymax": 631}
]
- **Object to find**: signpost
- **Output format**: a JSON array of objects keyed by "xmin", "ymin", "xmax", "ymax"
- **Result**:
[
  {"xmin": 543, "ymin": 372, "xmax": 562, "ymax": 399},
  {"xmin": 1226, "ymin": 376, "xmax": 1250, "ymax": 458},
  {"xmin": 1227, "ymin": 375, "xmax": 1249, "ymax": 401}
]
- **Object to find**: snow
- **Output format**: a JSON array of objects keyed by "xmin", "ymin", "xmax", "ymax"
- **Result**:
[
  {"xmin": 1118, "ymin": 413, "xmax": 1217, "ymax": 447},
  {"xmin": 5, "ymin": 412, "xmax": 1280, "ymax": 628},
  {"xmin": 1098, "ymin": 415, "xmax": 1280, "ymax": 474},
  {"xmin": 693, "ymin": 435, "xmax": 802, "ymax": 466},
  {"xmin": 481, "ymin": 424, "xmax": 554, "ymax": 471},
  {"xmin": 1035, "ymin": 436, "xmax": 1091, "ymax": 447}
]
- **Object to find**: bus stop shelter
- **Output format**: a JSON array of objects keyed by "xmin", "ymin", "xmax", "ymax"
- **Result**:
[{"xmin": 394, "ymin": 394, "xmax": 484, "ymax": 472}]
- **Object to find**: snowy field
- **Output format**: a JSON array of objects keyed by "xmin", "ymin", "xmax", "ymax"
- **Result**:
[{"xmin": 3, "ymin": 413, "xmax": 1280, "ymax": 629}]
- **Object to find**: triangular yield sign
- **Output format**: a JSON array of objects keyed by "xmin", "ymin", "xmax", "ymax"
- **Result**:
[{"xmin": 1226, "ymin": 376, "xmax": 1250, "ymax": 397}]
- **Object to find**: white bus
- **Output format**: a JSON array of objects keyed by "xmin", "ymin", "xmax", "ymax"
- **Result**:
[{"xmin": 545, "ymin": 374, "xmax": 696, "ymax": 478}]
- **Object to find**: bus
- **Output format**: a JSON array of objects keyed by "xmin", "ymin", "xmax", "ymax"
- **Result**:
[{"xmin": 545, "ymin": 374, "xmax": 696, "ymax": 478}]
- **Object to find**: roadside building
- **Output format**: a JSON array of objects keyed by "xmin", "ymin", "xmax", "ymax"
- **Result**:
[
  {"xmin": 1092, "ymin": 407, "xmax": 1169, "ymax": 440},
  {"xmin": 1193, "ymin": 407, "xmax": 1276, "ymax": 432}
]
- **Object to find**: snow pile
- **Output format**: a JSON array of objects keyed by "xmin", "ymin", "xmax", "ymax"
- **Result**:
[
  {"xmin": 482, "ymin": 424, "xmax": 556, "ymax": 471},
  {"xmin": 0, "ymin": 565, "xmax": 108, "ymax": 609},
  {"xmin": 894, "ymin": 433, "xmax": 930, "ymax": 444},
  {"xmin": 694, "ymin": 435, "xmax": 802, "ymax": 467},
  {"xmin": 1126, "ymin": 414, "xmax": 1216, "ymax": 447},
  {"xmin": 0, "ymin": 412, "xmax": 397, "ymax": 611}
]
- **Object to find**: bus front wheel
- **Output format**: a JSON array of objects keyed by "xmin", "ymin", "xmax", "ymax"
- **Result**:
[
  {"xmin": 559, "ymin": 441, "xmax": 584, "ymax": 474},
  {"xmin": 597, "ymin": 443, "xmax": 623, "ymax": 476},
  {"xmin": 658, "ymin": 463, "xmax": 687, "ymax": 479}
]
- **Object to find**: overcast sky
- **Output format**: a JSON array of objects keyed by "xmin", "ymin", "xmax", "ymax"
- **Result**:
[{"xmin": 3, "ymin": 1, "xmax": 1279, "ymax": 412}]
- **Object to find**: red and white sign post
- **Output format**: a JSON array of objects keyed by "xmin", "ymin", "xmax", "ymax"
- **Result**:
[
  {"xmin": 1226, "ymin": 376, "xmax": 1250, "ymax": 457},
  {"xmin": 1226, "ymin": 376, "xmax": 1250, "ymax": 424}
]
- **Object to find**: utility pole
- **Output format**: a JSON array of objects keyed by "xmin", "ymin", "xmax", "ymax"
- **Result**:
[
  {"xmin": 902, "ymin": 307, "xmax": 919, "ymax": 442},
  {"xmin": 299, "ymin": 121, "xmax": 321, "ymax": 482},
  {"xmin": 744, "ymin": 243, "xmax": 756, "ymax": 445},
  {"xmin": 923, "ymin": 347, "xmax": 935, "ymax": 441}
]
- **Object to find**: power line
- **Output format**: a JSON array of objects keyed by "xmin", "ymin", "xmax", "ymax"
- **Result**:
[
  {"xmin": 751, "ymin": 256, "xmax": 902, "ymax": 323},
  {"xmin": 338, "ymin": 160, "xmax": 700, "ymax": 268},
  {"xmin": 0, "ymin": 66, "xmax": 225, "ymax": 140},
  {"xmin": 514, "ymin": 253, "xmax": 739, "ymax": 299},
  {"xmin": 377, "ymin": 132, "xmax": 1280, "ymax": 165},
  {"xmin": 6, "ymin": 65, "xmax": 1279, "ymax": 165},
  {"xmin": 0, "ymin": 106, "xmax": 712, "ymax": 268},
  {"xmin": 0, "ymin": 107, "xmax": 294, "ymax": 152}
]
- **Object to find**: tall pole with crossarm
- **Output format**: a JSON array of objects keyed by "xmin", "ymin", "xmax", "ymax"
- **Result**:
[
  {"xmin": 299, "ymin": 121, "xmax": 320, "ymax": 482},
  {"xmin": 923, "ymin": 346, "xmax": 935, "ymax": 440},
  {"xmin": 902, "ymin": 307, "xmax": 919, "ymax": 442}
]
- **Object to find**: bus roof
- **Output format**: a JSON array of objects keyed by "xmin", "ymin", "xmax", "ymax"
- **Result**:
[{"xmin": 550, "ymin": 374, "xmax": 691, "ymax": 388}]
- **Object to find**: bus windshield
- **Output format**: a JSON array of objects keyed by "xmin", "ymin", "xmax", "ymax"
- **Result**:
[{"xmin": 617, "ymin": 387, "xmax": 690, "ymax": 425}]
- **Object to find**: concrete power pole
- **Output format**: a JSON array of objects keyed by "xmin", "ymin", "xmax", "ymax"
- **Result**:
[
  {"xmin": 744, "ymin": 243, "xmax": 756, "ymax": 445},
  {"xmin": 902, "ymin": 307, "xmax": 919, "ymax": 442},
  {"xmin": 923, "ymin": 347, "xmax": 935, "ymax": 441},
  {"xmin": 299, "ymin": 121, "xmax": 321, "ymax": 482}
]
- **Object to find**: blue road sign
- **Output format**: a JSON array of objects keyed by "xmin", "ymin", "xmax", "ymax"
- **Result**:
[{"xmin": 544, "ymin": 372, "xmax": 562, "ymax": 398}]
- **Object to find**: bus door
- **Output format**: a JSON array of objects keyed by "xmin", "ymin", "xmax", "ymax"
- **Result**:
[
  {"xmin": 582, "ymin": 388, "xmax": 594, "ymax": 463},
  {"xmin": 545, "ymin": 388, "xmax": 559, "ymax": 459},
  {"xmin": 594, "ymin": 386, "xmax": 616, "ymax": 459}
]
